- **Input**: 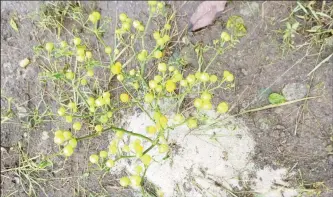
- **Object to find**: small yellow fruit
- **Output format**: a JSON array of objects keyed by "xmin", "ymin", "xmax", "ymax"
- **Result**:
[
  {"xmin": 158, "ymin": 144, "xmax": 169, "ymax": 153},
  {"xmin": 144, "ymin": 93, "xmax": 154, "ymax": 103},
  {"xmin": 120, "ymin": 93, "xmax": 130, "ymax": 102},
  {"xmin": 146, "ymin": 125, "xmax": 157, "ymax": 135},
  {"xmin": 187, "ymin": 118, "xmax": 198, "ymax": 129},
  {"xmin": 73, "ymin": 122, "xmax": 82, "ymax": 131},
  {"xmin": 165, "ymin": 80, "xmax": 176, "ymax": 92},
  {"xmin": 193, "ymin": 98, "xmax": 203, "ymax": 108},
  {"xmin": 217, "ymin": 102, "xmax": 229, "ymax": 113},
  {"xmin": 130, "ymin": 175, "xmax": 142, "ymax": 187},
  {"xmin": 89, "ymin": 154, "xmax": 99, "ymax": 164},
  {"xmin": 210, "ymin": 75, "xmax": 218, "ymax": 83},
  {"xmin": 140, "ymin": 154, "xmax": 152, "ymax": 165},
  {"xmin": 105, "ymin": 46, "xmax": 112, "ymax": 54},
  {"xmin": 95, "ymin": 125, "xmax": 103, "ymax": 132},
  {"xmin": 201, "ymin": 92, "xmax": 212, "ymax": 101},
  {"xmin": 117, "ymin": 74, "xmax": 124, "ymax": 81},
  {"xmin": 223, "ymin": 70, "xmax": 234, "ymax": 82},
  {"xmin": 111, "ymin": 62, "xmax": 122, "ymax": 75},
  {"xmin": 119, "ymin": 177, "xmax": 130, "ymax": 187},
  {"xmin": 99, "ymin": 150, "xmax": 108, "ymax": 158},
  {"xmin": 149, "ymin": 80, "xmax": 158, "ymax": 89},
  {"xmin": 63, "ymin": 145, "xmax": 74, "ymax": 157},
  {"xmin": 202, "ymin": 101, "xmax": 213, "ymax": 110},
  {"xmin": 105, "ymin": 159, "xmax": 115, "ymax": 168},
  {"xmin": 154, "ymin": 50, "xmax": 163, "ymax": 59},
  {"xmin": 221, "ymin": 32, "xmax": 231, "ymax": 42},
  {"xmin": 158, "ymin": 63, "xmax": 167, "ymax": 72}
]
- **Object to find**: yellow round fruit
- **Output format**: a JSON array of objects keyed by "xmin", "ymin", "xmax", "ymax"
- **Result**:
[
  {"xmin": 158, "ymin": 144, "xmax": 169, "ymax": 153},
  {"xmin": 89, "ymin": 154, "xmax": 99, "ymax": 164},
  {"xmin": 120, "ymin": 93, "xmax": 130, "ymax": 102},
  {"xmin": 105, "ymin": 159, "xmax": 115, "ymax": 168},
  {"xmin": 130, "ymin": 175, "xmax": 142, "ymax": 187},
  {"xmin": 154, "ymin": 50, "xmax": 163, "ymax": 59},
  {"xmin": 165, "ymin": 80, "xmax": 176, "ymax": 92},
  {"xmin": 146, "ymin": 125, "xmax": 157, "ymax": 135},
  {"xmin": 193, "ymin": 98, "xmax": 203, "ymax": 108},
  {"xmin": 119, "ymin": 176, "xmax": 130, "ymax": 187},
  {"xmin": 187, "ymin": 118, "xmax": 198, "ymax": 129},
  {"xmin": 140, "ymin": 154, "xmax": 152, "ymax": 165},
  {"xmin": 111, "ymin": 62, "xmax": 122, "ymax": 75},
  {"xmin": 217, "ymin": 102, "xmax": 229, "ymax": 113}
]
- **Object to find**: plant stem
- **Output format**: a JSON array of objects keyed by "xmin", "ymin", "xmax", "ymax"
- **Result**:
[{"xmin": 76, "ymin": 126, "xmax": 153, "ymax": 142}]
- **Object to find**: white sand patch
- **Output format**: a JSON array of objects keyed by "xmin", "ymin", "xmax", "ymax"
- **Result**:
[{"xmin": 116, "ymin": 109, "xmax": 298, "ymax": 197}]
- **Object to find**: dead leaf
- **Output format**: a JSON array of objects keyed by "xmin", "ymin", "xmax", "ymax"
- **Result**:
[{"xmin": 190, "ymin": 1, "xmax": 227, "ymax": 32}]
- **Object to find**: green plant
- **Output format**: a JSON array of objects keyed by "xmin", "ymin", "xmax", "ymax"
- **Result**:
[{"xmin": 30, "ymin": 1, "xmax": 247, "ymax": 195}]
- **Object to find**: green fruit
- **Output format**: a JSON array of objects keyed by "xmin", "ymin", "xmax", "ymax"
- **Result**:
[
  {"xmin": 87, "ymin": 97, "xmax": 95, "ymax": 106},
  {"xmin": 217, "ymin": 102, "xmax": 229, "ymax": 113},
  {"xmin": 119, "ymin": 177, "xmax": 130, "ymax": 187},
  {"xmin": 202, "ymin": 101, "xmax": 212, "ymax": 110},
  {"xmin": 158, "ymin": 144, "xmax": 169, "ymax": 153},
  {"xmin": 65, "ymin": 71, "xmax": 75, "ymax": 80},
  {"xmin": 99, "ymin": 150, "xmax": 108, "ymax": 158},
  {"xmin": 63, "ymin": 145, "xmax": 74, "ymax": 157},
  {"xmin": 173, "ymin": 114, "xmax": 184, "ymax": 123},
  {"xmin": 164, "ymin": 23, "xmax": 171, "ymax": 30},
  {"xmin": 201, "ymin": 92, "xmax": 212, "ymax": 101},
  {"xmin": 45, "ymin": 42, "xmax": 54, "ymax": 52},
  {"xmin": 89, "ymin": 154, "xmax": 99, "ymax": 164},
  {"xmin": 57, "ymin": 107, "xmax": 66, "ymax": 116},
  {"xmin": 63, "ymin": 131, "xmax": 72, "ymax": 140},
  {"xmin": 157, "ymin": 38, "xmax": 164, "ymax": 46},
  {"xmin": 187, "ymin": 118, "xmax": 198, "ymax": 129},
  {"xmin": 144, "ymin": 93, "xmax": 154, "ymax": 103},
  {"xmin": 80, "ymin": 78, "xmax": 88, "ymax": 85},
  {"xmin": 119, "ymin": 13, "xmax": 128, "ymax": 22},
  {"xmin": 154, "ymin": 50, "xmax": 163, "ymax": 59},
  {"xmin": 68, "ymin": 138, "xmax": 77, "ymax": 148},
  {"xmin": 116, "ymin": 131, "xmax": 124, "ymax": 138},
  {"xmin": 140, "ymin": 154, "xmax": 152, "ymax": 165},
  {"xmin": 193, "ymin": 98, "xmax": 203, "ymax": 108},
  {"xmin": 134, "ymin": 165, "xmax": 143, "ymax": 175},
  {"xmin": 95, "ymin": 125, "xmax": 103, "ymax": 132},
  {"xmin": 73, "ymin": 122, "xmax": 82, "ymax": 131},
  {"xmin": 100, "ymin": 115, "xmax": 108, "ymax": 123},
  {"xmin": 158, "ymin": 63, "xmax": 167, "ymax": 72},
  {"xmin": 130, "ymin": 175, "xmax": 142, "ymax": 187},
  {"xmin": 105, "ymin": 46, "xmax": 112, "ymax": 54},
  {"xmin": 73, "ymin": 37, "xmax": 81, "ymax": 46},
  {"xmin": 105, "ymin": 159, "xmax": 115, "ymax": 168},
  {"xmin": 54, "ymin": 134, "xmax": 65, "ymax": 145}
]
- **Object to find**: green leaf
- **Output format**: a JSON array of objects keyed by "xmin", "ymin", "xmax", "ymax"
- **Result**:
[
  {"xmin": 268, "ymin": 93, "xmax": 286, "ymax": 104},
  {"xmin": 10, "ymin": 18, "xmax": 19, "ymax": 32},
  {"xmin": 38, "ymin": 160, "xmax": 53, "ymax": 169}
]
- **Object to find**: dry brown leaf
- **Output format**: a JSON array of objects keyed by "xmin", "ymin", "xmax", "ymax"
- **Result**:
[{"xmin": 190, "ymin": 1, "xmax": 227, "ymax": 31}]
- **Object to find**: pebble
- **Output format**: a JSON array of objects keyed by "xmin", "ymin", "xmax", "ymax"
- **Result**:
[
  {"xmin": 240, "ymin": 2, "xmax": 260, "ymax": 17},
  {"xmin": 282, "ymin": 83, "xmax": 308, "ymax": 101},
  {"xmin": 328, "ymin": 155, "xmax": 333, "ymax": 166}
]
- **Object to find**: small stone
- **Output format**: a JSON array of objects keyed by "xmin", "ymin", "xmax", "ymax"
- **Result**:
[
  {"xmin": 241, "ymin": 68, "xmax": 248, "ymax": 76},
  {"xmin": 282, "ymin": 83, "xmax": 308, "ymax": 101},
  {"xmin": 17, "ymin": 106, "xmax": 28, "ymax": 119},
  {"xmin": 42, "ymin": 131, "xmax": 49, "ymax": 140},
  {"xmin": 240, "ymin": 2, "xmax": 260, "ymax": 17},
  {"xmin": 258, "ymin": 118, "xmax": 270, "ymax": 131}
]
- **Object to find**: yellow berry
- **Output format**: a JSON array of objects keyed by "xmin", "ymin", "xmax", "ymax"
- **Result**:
[
  {"xmin": 140, "ymin": 154, "xmax": 152, "ymax": 165},
  {"xmin": 89, "ymin": 154, "xmax": 99, "ymax": 164},
  {"xmin": 130, "ymin": 175, "xmax": 142, "ymax": 187},
  {"xmin": 201, "ymin": 92, "xmax": 212, "ymax": 101},
  {"xmin": 95, "ymin": 125, "xmax": 103, "ymax": 132},
  {"xmin": 154, "ymin": 50, "xmax": 163, "ymax": 59},
  {"xmin": 111, "ymin": 62, "xmax": 122, "ymax": 75},
  {"xmin": 120, "ymin": 93, "xmax": 130, "ymax": 102},
  {"xmin": 158, "ymin": 144, "xmax": 169, "ymax": 153},
  {"xmin": 158, "ymin": 63, "xmax": 167, "ymax": 72},
  {"xmin": 63, "ymin": 145, "xmax": 74, "ymax": 157},
  {"xmin": 217, "ymin": 102, "xmax": 229, "ymax": 113},
  {"xmin": 105, "ymin": 159, "xmax": 115, "ymax": 168},
  {"xmin": 144, "ymin": 93, "xmax": 154, "ymax": 103},
  {"xmin": 73, "ymin": 122, "xmax": 82, "ymax": 131},
  {"xmin": 146, "ymin": 125, "xmax": 157, "ymax": 135},
  {"xmin": 193, "ymin": 98, "xmax": 203, "ymax": 108},
  {"xmin": 99, "ymin": 150, "xmax": 108, "ymax": 158},
  {"xmin": 165, "ymin": 80, "xmax": 176, "ymax": 92},
  {"xmin": 119, "ymin": 177, "xmax": 130, "ymax": 187},
  {"xmin": 187, "ymin": 118, "xmax": 198, "ymax": 129}
]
